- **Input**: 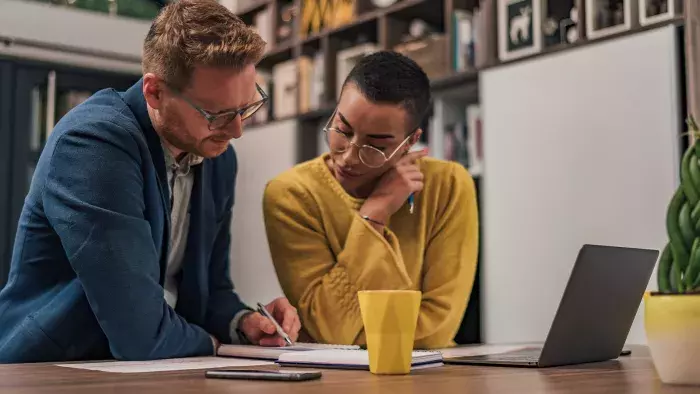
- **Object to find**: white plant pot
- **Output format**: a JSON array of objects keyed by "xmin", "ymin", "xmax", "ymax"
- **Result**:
[{"xmin": 645, "ymin": 292, "xmax": 700, "ymax": 385}]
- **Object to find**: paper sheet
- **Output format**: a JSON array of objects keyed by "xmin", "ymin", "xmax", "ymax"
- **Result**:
[
  {"xmin": 438, "ymin": 344, "xmax": 535, "ymax": 359},
  {"xmin": 56, "ymin": 356, "xmax": 274, "ymax": 373}
]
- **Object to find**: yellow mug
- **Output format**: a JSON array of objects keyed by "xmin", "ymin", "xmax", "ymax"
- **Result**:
[{"xmin": 358, "ymin": 290, "xmax": 421, "ymax": 375}]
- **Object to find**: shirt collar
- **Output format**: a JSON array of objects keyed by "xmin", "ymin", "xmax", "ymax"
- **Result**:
[{"xmin": 161, "ymin": 141, "xmax": 204, "ymax": 176}]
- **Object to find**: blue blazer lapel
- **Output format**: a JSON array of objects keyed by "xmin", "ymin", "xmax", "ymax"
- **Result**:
[
  {"xmin": 175, "ymin": 163, "xmax": 212, "ymax": 325},
  {"xmin": 123, "ymin": 79, "xmax": 171, "ymax": 285}
]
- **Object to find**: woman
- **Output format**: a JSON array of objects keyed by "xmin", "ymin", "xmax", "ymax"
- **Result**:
[{"xmin": 262, "ymin": 51, "xmax": 478, "ymax": 349}]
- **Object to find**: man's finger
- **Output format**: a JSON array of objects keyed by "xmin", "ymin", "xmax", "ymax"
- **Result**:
[
  {"xmin": 259, "ymin": 316, "xmax": 277, "ymax": 335},
  {"xmin": 281, "ymin": 307, "xmax": 298, "ymax": 333},
  {"xmin": 290, "ymin": 318, "xmax": 302, "ymax": 341},
  {"xmin": 267, "ymin": 297, "xmax": 292, "ymax": 318},
  {"xmin": 259, "ymin": 336, "xmax": 286, "ymax": 347}
]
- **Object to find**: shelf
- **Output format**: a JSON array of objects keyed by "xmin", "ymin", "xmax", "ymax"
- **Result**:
[
  {"xmin": 236, "ymin": 0, "xmax": 270, "ymax": 18},
  {"xmin": 298, "ymin": 106, "xmax": 334, "ymax": 121},
  {"xmin": 258, "ymin": 41, "xmax": 296, "ymax": 69},
  {"xmin": 431, "ymin": 70, "xmax": 479, "ymax": 91},
  {"xmin": 300, "ymin": 0, "xmax": 433, "ymax": 45},
  {"xmin": 384, "ymin": 0, "xmax": 445, "ymax": 29}
]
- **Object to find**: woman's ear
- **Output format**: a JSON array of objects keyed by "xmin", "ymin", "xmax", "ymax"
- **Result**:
[{"xmin": 409, "ymin": 128, "xmax": 423, "ymax": 148}]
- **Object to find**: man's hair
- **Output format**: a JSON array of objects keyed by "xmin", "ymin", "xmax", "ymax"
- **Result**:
[
  {"xmin": 143, "ymin": 0, "xmax": 266, "ymax": 90},
  {"xmin": 342, "ymin": 51, "xmax": 431, "ymax": 130}
]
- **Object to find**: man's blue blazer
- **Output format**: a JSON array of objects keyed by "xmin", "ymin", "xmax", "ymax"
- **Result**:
[{"xmin": 0, "ymin": 79, "xmax": 248, "ymax": 362}]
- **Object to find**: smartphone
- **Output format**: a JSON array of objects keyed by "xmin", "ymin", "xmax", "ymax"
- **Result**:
[{"xmin": 205, "ymin": 369, "xmax": 322, "ymax": 382}]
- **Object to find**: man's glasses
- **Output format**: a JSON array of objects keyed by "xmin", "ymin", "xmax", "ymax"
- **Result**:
[
  {"xmin": 323, "ymin": 109, "xmax": 416, "ymax": 168},
  {"xmin": 169, "ymin": 83, "xmax": 268, "ymax": 130}
]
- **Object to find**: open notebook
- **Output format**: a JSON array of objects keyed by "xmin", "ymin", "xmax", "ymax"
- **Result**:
[
  {"xmin": 217, "ymin": 343, "xmax": 360, "ymax": 361},
  {"xmin": 276, "ymin": 349, "xmax": 444, "ymax": 370}
]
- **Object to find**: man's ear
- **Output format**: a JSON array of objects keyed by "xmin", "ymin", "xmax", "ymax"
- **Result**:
[{"xmin": 143, "ymin": 73, "xmax": 165, "ymax": 110}]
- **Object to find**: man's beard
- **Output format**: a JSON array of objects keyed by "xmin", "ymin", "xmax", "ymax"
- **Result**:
[{"xmin": 158, "ymin": 109, "xmax": 204, "ymax": 158}]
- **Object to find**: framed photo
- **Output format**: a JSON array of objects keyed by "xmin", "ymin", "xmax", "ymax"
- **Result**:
[
  {"xmin": 639, "ymin": 0, "xmax": 682, "ymax": 26},
  {"xmin": 498, "ymin": 0, "xmax": 542, "ymax": 62},
  {"xmin": 586, "ymin": 0, "xmax": 638, "ymax": 40}
]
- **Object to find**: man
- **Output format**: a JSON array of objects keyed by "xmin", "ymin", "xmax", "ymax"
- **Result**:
[{"xmin": 0, "ymin": 0, "xmax": 300, "ymax": 363}]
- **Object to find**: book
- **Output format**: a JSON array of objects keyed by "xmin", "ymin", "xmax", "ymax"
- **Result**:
[
  {"xmin": 217, "ymin": 343, "xmax": 360, "ymax": 361},
  {"xmin": 276, "ymin": 349, "xmax": 444, "ymax": 371}
]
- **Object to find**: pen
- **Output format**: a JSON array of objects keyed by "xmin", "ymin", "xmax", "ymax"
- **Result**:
[
  {"xmin": 256, "ymin": 302, "xmax": 293, "ymax": 346},
  {"xmin": 408, "ymin": 193, "xmax": 415, "ymax": 214}
]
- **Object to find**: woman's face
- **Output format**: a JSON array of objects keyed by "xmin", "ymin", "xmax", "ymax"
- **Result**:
[{"xmin": 325, "ymin": 84, "xmax": 422, "ymax": 196}]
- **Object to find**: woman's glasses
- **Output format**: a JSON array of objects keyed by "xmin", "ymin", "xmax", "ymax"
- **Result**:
[{"xmin": 323, "ymin": 110, "xmax": 415, "ymax": 168}]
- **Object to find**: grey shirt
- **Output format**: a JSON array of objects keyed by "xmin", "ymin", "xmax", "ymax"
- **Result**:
[{"xmin": 162, "ymin": 144, "xmax": 249, "ymax": 344}]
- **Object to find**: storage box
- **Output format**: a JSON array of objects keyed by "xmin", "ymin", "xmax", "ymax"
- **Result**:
[
  {"xmin": 272, "ymin": 59, "xmax": 299, "ymax": 119},
  {"xmin": 336, "ymin": 43, "xmax": 379, "ymax": 99},
  {"xmin": 394, "ymin": 34, "xmax": 450, "ymax": 80}
]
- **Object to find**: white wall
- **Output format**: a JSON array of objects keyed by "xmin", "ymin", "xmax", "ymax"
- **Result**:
[
  {"xmin": 0, "ymin": 0, "xmax": 148, "ymax": 73},
  {"xmin": 480, "ymin": 25, "xmax": 681, "ymax": 345},
  {"xmin": 229, "ymin": 120, "xmax": 298, "ymax": 304}
]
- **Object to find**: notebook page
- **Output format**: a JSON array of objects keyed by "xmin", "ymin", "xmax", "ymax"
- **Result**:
[{"xmin": 56, "ymin": 357, "xmax": 273, "ymax": 373}]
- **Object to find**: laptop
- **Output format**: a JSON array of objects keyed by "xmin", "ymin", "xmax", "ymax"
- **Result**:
[{"xmin": 446, "ymin": 244, "xmax": 658, "ymax": 368}]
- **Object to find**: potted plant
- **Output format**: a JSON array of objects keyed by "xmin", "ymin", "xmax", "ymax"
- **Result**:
[{"xmin": 645, "ymin": 115, "xmax": 700, "ymax": 386}]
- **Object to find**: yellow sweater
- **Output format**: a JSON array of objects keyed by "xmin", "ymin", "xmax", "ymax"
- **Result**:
[{"xmin": 262, "ymin": 154, "xmax": 479, "ymax": 349}]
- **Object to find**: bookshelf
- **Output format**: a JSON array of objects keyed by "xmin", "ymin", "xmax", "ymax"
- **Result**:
[
  {"xmin": 228, "ymin": 0, "xmax": 688, "ymax": 345},
  {"xmin": 234, "ymin": 0, "xmax": 685, "ymax": 163}
]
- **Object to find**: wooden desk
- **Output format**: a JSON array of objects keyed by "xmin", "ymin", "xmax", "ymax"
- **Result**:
[{"xmin": 0, "ymin": 346, "xmax": 696, "ymax": 394}]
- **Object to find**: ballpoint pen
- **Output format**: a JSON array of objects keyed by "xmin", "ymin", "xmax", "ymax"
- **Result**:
[
  {"xmin": 408, "ymin": 193, "xmax": 415, "ymax": 214},
  {"xmin": 256, "ymin": 302, "xmax": 293, "ymax": 346}
]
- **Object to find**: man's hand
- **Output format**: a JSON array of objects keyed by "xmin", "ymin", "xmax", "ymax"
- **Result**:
[
  {"xmin": 239, "ymin": 297, "xmax": 301, "ymax": 347},
  {"xmin": 359, "ymin": 149, "xmax": 427, "ymax": 225}
]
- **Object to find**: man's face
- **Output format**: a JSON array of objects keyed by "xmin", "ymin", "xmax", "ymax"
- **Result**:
[
  {"xmin": 327, "ymin": 84, "xmax": 421, "ymax": 193},
  {"xmin": 145, "ymin": 64, "xmax": 260, "ymax": 158}
]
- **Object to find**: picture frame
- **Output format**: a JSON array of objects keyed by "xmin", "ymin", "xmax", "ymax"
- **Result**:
[
  {"xmin": 542, "ymin": 0, "xmax": 581, "ymax": 48},
  {"xmin": 586, "ymin": 0, "xmax": 638, "ymax": 40},
  {"xmin": 498, "ymin": 0, "xmax": 542, "ymax": 62},
  {"xmin": 639, "ymin": 0, "xmax": 682, "ymax": 26}
]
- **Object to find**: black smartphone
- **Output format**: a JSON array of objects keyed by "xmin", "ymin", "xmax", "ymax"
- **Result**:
[{"xmin": 205, "ymin": 369, "xmax": 322, "ymax": 382}]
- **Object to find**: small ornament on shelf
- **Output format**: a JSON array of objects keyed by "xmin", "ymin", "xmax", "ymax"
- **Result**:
[
  {"xmin": 277, "ymin": 2, "xmax": 298, "ymax": 46},
  {"xmin": 498, "ymin": 0, "xmax": 542, "ymax": 61},
  {"xmin": 585, "ymin": 0, "xmax": 638, "ymax": 40},
  {"xmin": 639, "ymin": 0, "xmax": 682, "ymax": 26},
  {"xmin": 542, "ymin": 1, "xmax": 580, "ymax": 47},
  {"xmin": 300, "ymin": 0, "xmax": 356, "ymax": 38}
]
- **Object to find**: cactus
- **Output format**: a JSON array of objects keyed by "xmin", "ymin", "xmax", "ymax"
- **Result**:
[{"xmin": 659, "ymin": 115, "xmax": 700, "ymax": 293}]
